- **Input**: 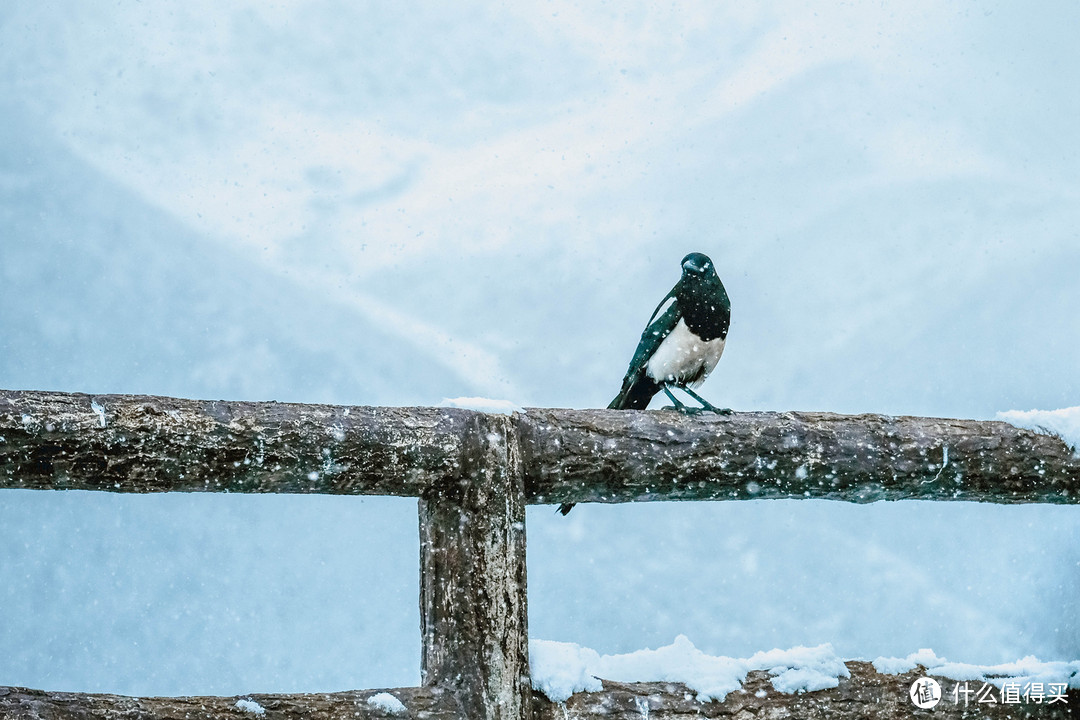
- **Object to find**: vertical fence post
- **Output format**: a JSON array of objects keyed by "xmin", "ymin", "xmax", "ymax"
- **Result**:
[{"xmin": 419, "ymin": 413, "xmax": 530, "ymax": 720}]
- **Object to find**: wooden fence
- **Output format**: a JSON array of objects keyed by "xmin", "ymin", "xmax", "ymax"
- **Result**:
[{"xmin": 1, "ymin": 389, "xmax": 1078, "ymax": 719}]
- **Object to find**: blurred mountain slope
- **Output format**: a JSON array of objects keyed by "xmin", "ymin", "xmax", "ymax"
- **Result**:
[{"xmin": 0, "ymin": 102, "xmax": 466, "ymax": 405}]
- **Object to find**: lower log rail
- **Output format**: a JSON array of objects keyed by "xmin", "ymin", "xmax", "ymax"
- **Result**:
[
  {"xmin": 536, "ymin": 664, "xmax": 1080, "ymax": 719},
  {"xmin": 3, "ymin": 664, "xmax": 1077, "ymax": 719},
  {"xmin": 0, "ymin": 686, "xmax": 458, "ymax": 720}
]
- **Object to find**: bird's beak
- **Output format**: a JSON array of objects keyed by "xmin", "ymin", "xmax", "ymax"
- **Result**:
[{"xmin": 682, "ymin": 259, "xmax": 707, "ymax": 273}]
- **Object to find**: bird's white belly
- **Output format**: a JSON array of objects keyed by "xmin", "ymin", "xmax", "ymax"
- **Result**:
[{"xmin": 645, "ymin": 319, "xmax": 725, "ymax": 387}]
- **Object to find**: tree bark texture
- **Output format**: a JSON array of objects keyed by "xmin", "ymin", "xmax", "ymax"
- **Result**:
[
  {"xmin": 3, "ymin": 390, "xmax": 1078, "ymax": 505},
  {"xmin": 3, "ymin": 664, "xmax": 1076, "ymax": 719},
  {"xmin": 419, "ymin": 413, "xmax": 530, "ymax": 720}
]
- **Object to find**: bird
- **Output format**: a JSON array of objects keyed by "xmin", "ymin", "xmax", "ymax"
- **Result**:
[{"xmin": 558, "ymin": 252, "xmax": 731, "ymax": 515}]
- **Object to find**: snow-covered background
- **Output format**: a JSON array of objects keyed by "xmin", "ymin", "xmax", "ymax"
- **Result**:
[{"xmin": 1, "ymin": 0, "xmax": 1078, "ymax": 696}]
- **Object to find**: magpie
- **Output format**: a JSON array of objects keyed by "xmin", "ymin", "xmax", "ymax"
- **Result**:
[{"xmin": 558, "ymin": 252, "xmax": 730, "ymax": 515}]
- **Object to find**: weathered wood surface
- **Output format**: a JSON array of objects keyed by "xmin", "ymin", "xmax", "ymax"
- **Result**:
[
  {"xmin": 4, "ymin": 664, "xmax": 1076, "ymax": 719},
  {"xmin": 519, "ymin": 408, "xmax": 1080, "ymax": 505},
  {"xmin": 420, "ymin": 413, "xmax": 530, "ymax": 720},
  {"xmin": 2, "ymin": 390, "xmax": 1078, "ymax": 504},
  {"xmin": 0, "ymin": 390, "xmax": 471, "ymax": 495}
]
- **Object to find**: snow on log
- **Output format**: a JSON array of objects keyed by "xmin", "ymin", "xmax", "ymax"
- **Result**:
[{"xmin": 530, "ymin": 662, "xmax": 1079, "ymax": 719}]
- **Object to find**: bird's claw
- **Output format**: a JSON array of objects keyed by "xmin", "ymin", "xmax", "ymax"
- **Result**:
[{"xmin": 661, "ymin": 404, "xmax": 732, "ymax": 416}]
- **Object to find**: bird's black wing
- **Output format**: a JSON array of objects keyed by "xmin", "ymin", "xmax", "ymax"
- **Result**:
[
  {"xmin": 608, "ymin": 289, "xmax": 682, "ymax": 409},
  {"xmin": 557, "ymin": 289, "xmax": 683, "ymax": 514},
  {"xmin": 625, "ymin": 290, "xmax": 682, "ymax": 381}
]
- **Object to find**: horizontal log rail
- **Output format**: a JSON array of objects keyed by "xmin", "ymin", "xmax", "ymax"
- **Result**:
[
  {"xmin": 2, "ymin": 390, "xmax": 1078, "ymax": 503},
  {"xmin": 2, "ymin": 663, "xmax": 1077, "ymax": 719},
  {"xmin": 1, "ymin": 389, "xmax": 1078, "ymax": 720}
]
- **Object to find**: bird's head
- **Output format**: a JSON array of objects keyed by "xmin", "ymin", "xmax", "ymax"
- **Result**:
[{"xmin": 681, "ymin": 252, "xmax": 715, "ymax": 277}]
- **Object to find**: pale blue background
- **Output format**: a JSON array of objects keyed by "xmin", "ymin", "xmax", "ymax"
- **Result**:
[{"xmin": 1, "ymin": 1, "xmax": 1077, "ymax": 695}]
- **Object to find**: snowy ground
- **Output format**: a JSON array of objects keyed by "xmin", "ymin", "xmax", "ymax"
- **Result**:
[{"xmin": 1, "ymin": 0, "xmax": 1079, "ymax": 697}]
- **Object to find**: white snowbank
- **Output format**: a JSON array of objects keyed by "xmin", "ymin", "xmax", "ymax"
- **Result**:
[
  {"xmin": 438, "ymin": 397, "xmax": 523, "ymax": 415},
  {"xmin": 873, "ymin": 649, "xmax": 1080, "ymax": 690},
  {"xmin": 234, "ymin": 698, "xmax": 265, "ymax": 715},
  {"xmin": 532, "ymin": 637, "xmax": 1080, "ymax": 704},
  {"xmin": 529, "ymin": 640, "xmax": 603, "ymax": 702},
  {"xmin": 366, "ymin": 692, "xmax": 407, "ymax": 714},
  {"xmin": 530, "ymin": 635, "xmax": 848, "ymax": 703},
  {"xmin": 871, "ymin": 647, "xmax": 946, "ymax": 674},
  {"xmin": 997, "ymin": 406, "xmax": 1080, "ymax": 453}
]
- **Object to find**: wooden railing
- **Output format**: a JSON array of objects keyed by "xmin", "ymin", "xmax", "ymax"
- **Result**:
[{"xmin": 1, "ymin": 389, "xmax": 1078, "ymax": 719}]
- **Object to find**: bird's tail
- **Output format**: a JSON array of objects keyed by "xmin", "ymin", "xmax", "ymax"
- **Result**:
[{"xmin": 608, "ymin": 375, "xmax": 660, "ymax": 410}]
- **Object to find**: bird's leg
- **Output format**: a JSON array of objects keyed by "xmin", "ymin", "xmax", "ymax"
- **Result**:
[
  {"xmin": 661, "ymin": 385, "xmax": 695, "ymax": 414},
  {"xmin": 681, "ymin": 386, "xmax": 733, "ymax": 415}
]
